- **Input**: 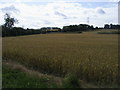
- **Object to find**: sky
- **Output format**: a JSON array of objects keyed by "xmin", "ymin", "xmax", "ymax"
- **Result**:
[{"xmin": 0, "ymin": 0, "xmax": 119, "ymax": 29}]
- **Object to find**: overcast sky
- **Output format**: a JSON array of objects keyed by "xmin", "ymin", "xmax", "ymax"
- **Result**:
[{"xmin": 0, "ymin": 0, "xmax": 119, "ymax": 29}]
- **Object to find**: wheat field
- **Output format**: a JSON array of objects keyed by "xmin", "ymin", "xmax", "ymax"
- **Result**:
[{"xmin": 2, "ymin": 31, "xmax": 119, "ymax": 86}]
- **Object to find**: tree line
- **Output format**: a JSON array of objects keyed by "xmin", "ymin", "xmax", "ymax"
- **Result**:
[
  {"xmin": 2, "ymin": 26, "xmax": 63, "ymax": 37},
  {"xmin": 2, "ymin": 13, "xmax": 62, "ymax": 37},
  {"xmin": 104, "ymin": 24, "xmax": 120, "ymax": 29},
  {"xmin": 63, "ymin": 24, "xmax": 95, "ymax": 32},
  {"xmin": 2, "ymin": 26, "xmax": 42, "ymax": 37},
  {"xmin": 1, "ymin": 13, "xmax": 120, "ymax": 37}
]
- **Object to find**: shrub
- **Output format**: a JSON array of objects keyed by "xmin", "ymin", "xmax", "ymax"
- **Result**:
[{"xmin": 62, "ymin": 73, "xmax": 80, "ymax": 88}]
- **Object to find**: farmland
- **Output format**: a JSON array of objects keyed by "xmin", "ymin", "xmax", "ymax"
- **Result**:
[{"xmin": 2, "ymin": 30, "xmax": 119, "ymax": 88}]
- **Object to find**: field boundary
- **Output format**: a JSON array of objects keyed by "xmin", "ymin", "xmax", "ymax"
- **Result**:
[
  {"xmin": 3, "ymin": 60, "xmax": 99, "ymax": 88},
  {"xmin": 3, "ymin": 60, "xmax": 63, "ymax": 86}
]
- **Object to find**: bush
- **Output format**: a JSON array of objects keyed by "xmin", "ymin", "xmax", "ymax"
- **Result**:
[
  {"xmin": 78, "ymin": 31, "xmax": 82, "ymax": 33},
  {"xmin": 62, "ymin": 73, "xmax": 80, "ymax": 88}
]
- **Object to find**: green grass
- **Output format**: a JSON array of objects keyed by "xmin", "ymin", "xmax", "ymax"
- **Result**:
[
  {"xmin": 3, "ymin": 65, "xmax": 58, "ymax": 88},
  {"xmin": 3, "ymin": 63, "xmax": 83, "ymax": 88}
]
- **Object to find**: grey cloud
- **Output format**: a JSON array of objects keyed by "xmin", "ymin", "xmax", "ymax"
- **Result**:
[
  {"xmin": 45, "ymin": 13, "xmax": 50, "ymax": 16},
  {"xmin": 1, "ymin": 5, "xmax": 20, "ymax": 14},
  {"xmin": 72, "ymin": 17, "xmax": 77, "ymax": 19},
  {"xmin": 43, "ymin": 20, "xmax": 51, "ymax": 25},
  {"xmin": 54, "ymin": 11, "xmax": 68, "ymax": 19},
  {"xmin": 97, "ymin": 8, "xmax": 106, "ymax": 15},
  {"xmin": 84, "ymin": 11, "xmax": 87, "ymax": 14}
]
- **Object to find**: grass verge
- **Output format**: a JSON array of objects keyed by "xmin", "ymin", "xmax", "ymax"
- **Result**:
[{"xmin": 3, "ymin": 64, "xmax": 58, "ymax": 88}]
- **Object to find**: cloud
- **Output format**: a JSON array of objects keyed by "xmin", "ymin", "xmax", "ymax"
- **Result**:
[
  {"xmin": 42, "ymin": 20, "xmax": 52, "ymax": 25},
  {"xmin": 54, "ymin": 11, "xmax": 68, "ymax": 19},
  {"xmin": 0, "ymin": 1, "xmax": 118, "ymax": 28},
  {"xmin": 1, "ymin": 5, "xmax": 20, "ymax": 14},
  {"xmin": 108, "ymin": 0, "xmax": 119, "ymax": 2},
  {"xmin": 0, "ymin": 0, "xmax": 119, "ymax": 3},
  {"xmin": 97, "ymin": 8, "xmax": 106, "ymax": 14}
]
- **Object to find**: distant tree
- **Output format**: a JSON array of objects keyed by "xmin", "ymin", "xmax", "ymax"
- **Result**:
[
  {"xmin": 4, "ymin": 13, "xmax": 18, "ymax": 29},
  {"xmin": 110, "ymin": 24, "xmax": 113, "ymax": 29},
  {"xmin": 95, "ymin": 27, "xmax": 98, "ymax": 29},
  {"xmin": 63, "ymin": 24, "xmax": 95, "ymax": 32},
  {"xmin": 104, "ymin": 24, "xmax": 109, "ymax": 29}
]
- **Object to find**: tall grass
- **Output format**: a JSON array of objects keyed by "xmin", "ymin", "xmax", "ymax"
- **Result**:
[
  {"xmin": 3, "ymin": 32, "xmax": 119, "ymax": 86},
  {"xmin": 97, "ymin": 29, "xmax": 120, "ymax": 34}
]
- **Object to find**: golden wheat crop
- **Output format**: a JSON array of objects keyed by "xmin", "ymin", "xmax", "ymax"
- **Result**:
[{"xmin": 2, "ymin": 31, "xmax": 119, "ymax": 86}]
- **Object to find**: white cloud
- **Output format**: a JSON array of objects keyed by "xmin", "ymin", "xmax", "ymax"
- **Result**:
[
  {"xmin": 0, "ymin": 1, "xmax": 118, "ymax": 28},
  {"xmin": 0, "ymin": 0, "xmax": 119, "ymax": 2},
  {"xmin": 97, "ymin": 8, "xmax": 106, "ymax": 14},
  {"xmin": 1, "ymin": 5, "xmax": 20, "ymax": 14},
  {"xmin": 109, "ymin": 0, "xmax": 119, "ymax": 2}
]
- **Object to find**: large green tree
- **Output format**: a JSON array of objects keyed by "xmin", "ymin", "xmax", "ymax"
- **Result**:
[{"xmin": 4, "ymin": 13, "xmax": 18, "ymax": 29}]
